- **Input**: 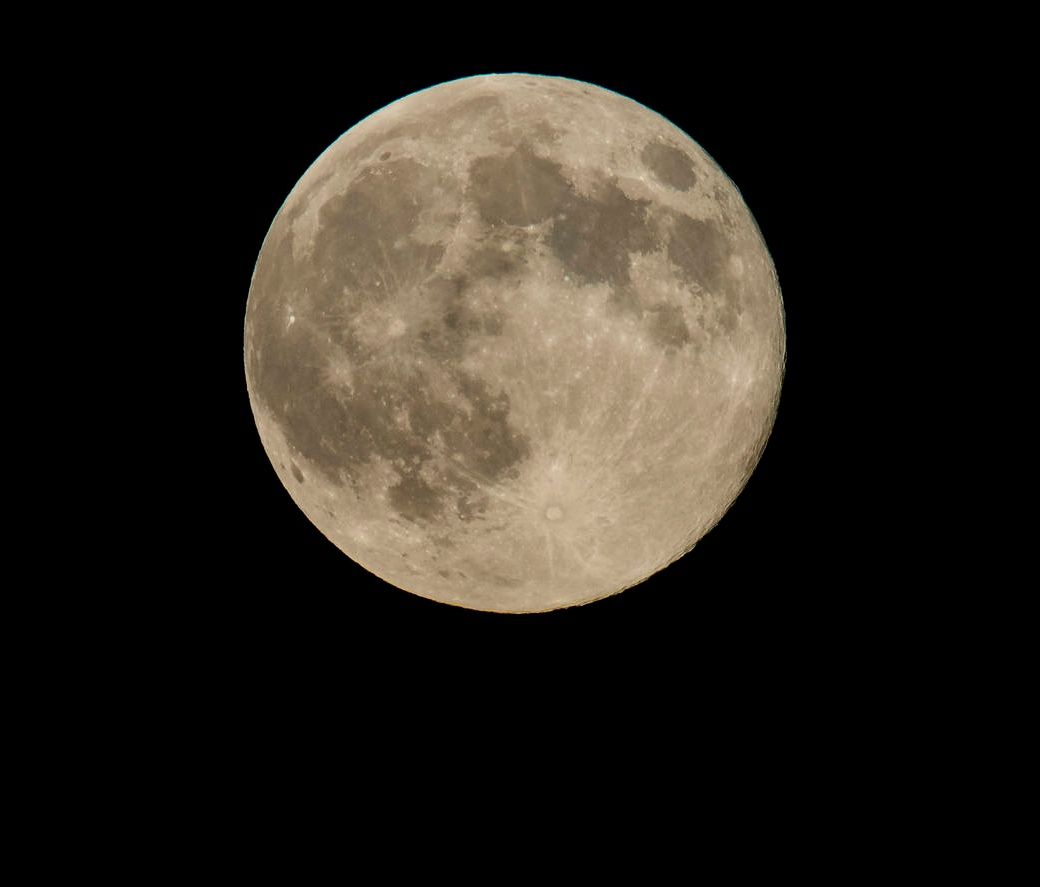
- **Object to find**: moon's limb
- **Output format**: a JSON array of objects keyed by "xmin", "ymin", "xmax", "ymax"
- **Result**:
[{"xmin": 244, "ymin": 74, "xmax": 785, "ymax": 613}]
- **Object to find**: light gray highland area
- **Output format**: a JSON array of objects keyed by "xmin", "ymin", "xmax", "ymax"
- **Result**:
[{"xmin": 244, "ymin": 74, "xmax": 785, "ymax": 612}]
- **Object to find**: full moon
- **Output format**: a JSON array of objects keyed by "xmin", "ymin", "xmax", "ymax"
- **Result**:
[{"xmin": 244, "ymin": 74, "xmax": 785, "ymax": 613}]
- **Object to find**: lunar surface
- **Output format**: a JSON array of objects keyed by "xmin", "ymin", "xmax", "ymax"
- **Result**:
[{"xmin": 244, "ymin": 74, "xmax": 785, "ymax": 613}]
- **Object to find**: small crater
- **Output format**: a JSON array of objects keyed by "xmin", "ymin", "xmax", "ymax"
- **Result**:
[
  {"xmin": 290, "ymin": 463, "xmax": 305, "ymax": 483},
  {"xmin": 379, "ymin": 151, "xmax": 392, "ymax": 161},
  {"xmin": 545, "ymin": 505, "xmax": 564, "ymax": 521}
]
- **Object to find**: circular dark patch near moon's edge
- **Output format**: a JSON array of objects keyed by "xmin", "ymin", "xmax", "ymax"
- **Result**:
[{"xmin": 641, "ymin": 141, "xmax": 698, "ymax": 191}]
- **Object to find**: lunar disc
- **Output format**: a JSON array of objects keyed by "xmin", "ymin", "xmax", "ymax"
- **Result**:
[{"xmin": 244, "ymin": 74, "xmax": 785, "ymax": 613}]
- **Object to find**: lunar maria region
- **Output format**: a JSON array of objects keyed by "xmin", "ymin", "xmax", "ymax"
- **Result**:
[{"xmin": 244, "ymin": 74, "xmax": 785, "ymax": 613}]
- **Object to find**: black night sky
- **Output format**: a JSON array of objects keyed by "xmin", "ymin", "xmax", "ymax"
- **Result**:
[{"xmin": 96, "ymin": 15, "xmax": 1026, "ymax": 751}]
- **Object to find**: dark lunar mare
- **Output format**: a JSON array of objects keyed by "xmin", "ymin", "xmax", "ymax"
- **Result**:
[
  {"xmin": 466, "ymin": 140, "xmax": 739, "ymax": 351},
  {"xmin": 249, "ymin": 156, "xmax": 533, "ymax": 526},
  {"xmin": 640, "ymin": 141, "xmax": 698, "ymax": 191},
  {"xmin": 249, "ymin": 124, "xmax": 745, "ymax": 529},
  {"xmin": 666, "ymin": 211, "xmax": 742, "ymax": 333}
]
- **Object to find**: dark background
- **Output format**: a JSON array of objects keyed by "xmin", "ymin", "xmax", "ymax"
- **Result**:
[
  {"xmin": 97, "ymin": 16, "xmax": 1027, "ymax": 732},
  {"xmin": 21, "ymin": 13, "xmax": 1029, "ymax": 867}
]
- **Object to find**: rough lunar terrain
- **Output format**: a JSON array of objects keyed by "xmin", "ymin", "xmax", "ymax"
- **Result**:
[{"xmin": 244, "ymin": 74, "xmax": 785, "ymax": 612}]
